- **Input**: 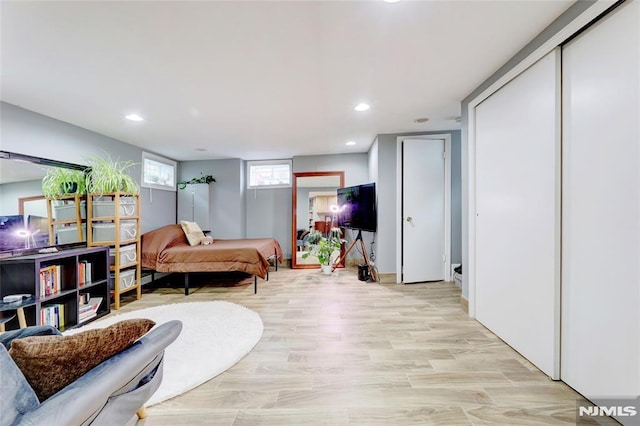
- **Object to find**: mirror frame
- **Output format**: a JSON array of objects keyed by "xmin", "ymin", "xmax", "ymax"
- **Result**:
[
  {"xmin": 291, "ymin": 171, "xmax": 345, "ymax": 269},
  {"xmin": 0, "ymin": 150, "xmax": 88, "ymax": 258},
  {"xmin": 19, "ymin": 195, "xmax": 47, "ymax": 216},
  {"xmin": 1, "ymin": 150, "xmax": 87, "ymax": 172}
]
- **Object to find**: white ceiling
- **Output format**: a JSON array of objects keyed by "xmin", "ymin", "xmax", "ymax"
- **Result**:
[{"xmin": 1, "ymin": 1, "xmax": 573, "ymax": 162}]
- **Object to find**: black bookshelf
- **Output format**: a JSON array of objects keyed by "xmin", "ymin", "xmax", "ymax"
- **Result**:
[{"xmin": 0, "ymin": 246, "xmax": 110, "ymax": 331}]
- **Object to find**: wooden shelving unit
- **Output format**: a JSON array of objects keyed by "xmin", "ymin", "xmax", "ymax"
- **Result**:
[
  {"xmin": 46, "ymin": 193, "xmax": 86, "ymax": 245},
  {"xmin": 0, "ymin": 246, "xmax": 110, "ymax": 331},
  {"xmin": 86, "ymin": 192, "xmax": 141, "ymax": 310}
]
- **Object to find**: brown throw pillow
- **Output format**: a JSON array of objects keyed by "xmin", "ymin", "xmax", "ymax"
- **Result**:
[
  {"xmin": 180, "ymin": 220, "xmax": 205, "ymax": 246},
  {"xmin": 9, "ymin": 318, "xmax": 155, "ymax": 401}
]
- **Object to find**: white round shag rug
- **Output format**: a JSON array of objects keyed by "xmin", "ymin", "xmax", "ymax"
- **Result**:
[{"xmin": 65, "ymin": 301, "xmax": 263, "ymax": 406}]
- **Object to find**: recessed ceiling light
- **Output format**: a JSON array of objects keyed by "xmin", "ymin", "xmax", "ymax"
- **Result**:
[
  {"xmin": 125, "ymin": 114, "xmax": 144, "ymax": 122},
  {"xmin": 354, "ymin": 103, "xmax": 370, "ymax": 112},
  {"xmin": 414, "ymin": 117, "xmax": 430, "ymax": 123},
  {"xmin": 346, "ymin": 141, "xmax": 357, "ymax": 146},
  {"xmin": 384, "ymin": 0, "xmax": 400, "ymax": 3}
]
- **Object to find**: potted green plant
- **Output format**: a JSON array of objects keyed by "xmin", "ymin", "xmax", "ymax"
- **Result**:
[
  {"xmin": 302, "ymin": 228, "xmax": 344, "ymax": 274},
  {"xmin": 86, "ymin": 155, "xmax": 138, "ymax": 195},
  {"xmin": 178, "ymin": 172, "xmax": 215, "ymax": 190},
  {"xmin": 41, "ymin": 167, "xmax": 87, "ymax": 199}
]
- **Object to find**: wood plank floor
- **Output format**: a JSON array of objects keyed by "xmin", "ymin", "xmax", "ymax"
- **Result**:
[{"xmin": 112, "ymin": 267, "xmax": 595, "ymax": 425}]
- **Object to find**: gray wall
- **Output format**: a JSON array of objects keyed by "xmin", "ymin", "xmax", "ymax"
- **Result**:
[
  {"xmin": 245, "ymin": 185, "xmax": 291, "ymax": 256},
  {"xmin": 370, "ymin": 130, "xmax": 462, "ymax": 274},
  {"xmin": 368, "ymin": 137, "xmax": 379, "ymax": 183},
  {"xmin": 1, "ymin": 102, "xmax": 176, "ymax": 233},
  {"xmin": 293, "ymin": 154, "xmax": 369, "ymax": 186},
  {"xmin": 0, "ymin": 180, "xmax": 43, "ymax": 215},
  {"xmin": 296, "ymin": 187, "xmax": 312, "ymax": 231},
  {"xmin": 178, "ymin": 159, "xmax": 245, "ymax": 240},
  {"xmin": 450, "ymin": 131, "xmax": 462, "ymax": 266}
]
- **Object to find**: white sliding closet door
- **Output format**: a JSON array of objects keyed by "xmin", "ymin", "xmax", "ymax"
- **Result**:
[
  {"xmin": 475, "ymin": 50, "xmax": 560, "ymax": 378},
  {"xmin": 561, "ymin": 0, "xmax": 639, "ymax": 409}
]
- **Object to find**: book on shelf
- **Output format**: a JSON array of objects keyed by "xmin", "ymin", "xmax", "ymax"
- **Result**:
[
  {"xmin": 78, "ymin": 296, "xmax": 103, "ymax": 323},
  {"xmin": 55, "ymin": 265, "xmax": 62, "ymax": 292},
  {"xmin": 40, "ymin": 303, "xmax": 65, "ymax": 330},
  {"xmin": 78, "ymin": 261, "xmax": 92, "ymax": 287},
  {"xmin": 78, "ymin": 310, "xmax": 97, "ymax": 322},
  {"xmin": 85, "ymin": 261, "xmax": 92, "ymax": 284},
  {"xmin": 78, "ymin": 261, "xmax": 85, "ymax": 287},
  {"xmin": 39, "ymin": 265, "xmax": 57, "ymax": 297}
]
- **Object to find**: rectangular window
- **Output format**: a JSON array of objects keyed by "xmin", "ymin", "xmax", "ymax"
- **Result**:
[
  {"xmin": 141, "ymin": 152, "xmax": 177, "ymax": 191},
  {"xmin": 247, "ymin": 159, "xmax": 292, "ymax": 189}
]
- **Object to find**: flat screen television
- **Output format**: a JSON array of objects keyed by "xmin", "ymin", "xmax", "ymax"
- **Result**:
[
  {"xmin": 337, "ymin": 183, "xmax": 377, "ymax": 232},
  {"xmin": 0, "ymin": 215, "xmax": 26, "ymax": 251}
]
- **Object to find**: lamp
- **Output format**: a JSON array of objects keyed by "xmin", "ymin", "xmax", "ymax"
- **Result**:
[
  {"xmin": 329, "ymin": 204, "xmax": 345, "ymax": 234},
  {"xmin": 15, "ymin": 229, "xmax": 39, "ymax": 249}
]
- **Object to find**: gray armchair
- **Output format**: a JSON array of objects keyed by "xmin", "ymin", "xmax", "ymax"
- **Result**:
[{"xmin": 0, "ymin": 320, "xmax": 182, "ymax": 426}]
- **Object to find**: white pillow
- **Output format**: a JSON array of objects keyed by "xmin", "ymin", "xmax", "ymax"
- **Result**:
[{"xmin": 180, "ymin": 221, "xmax": 205, "ymax": 246}]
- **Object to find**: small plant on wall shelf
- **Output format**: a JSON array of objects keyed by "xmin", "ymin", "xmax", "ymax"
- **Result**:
[
  {"xmin": 178, "ymin": 172, "xmax": 215, "ymax": 190},
  {"xmin": 86, "ymin": 154, "xmax": 139, "ymax": 195},
  {"xmin": 41, "ymin": 167, "xmax": 87, "ymax": 199}
]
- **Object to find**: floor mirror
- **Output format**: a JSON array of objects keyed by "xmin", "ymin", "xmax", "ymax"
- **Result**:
[{"xmin": 291, "ymin": 171, "xmax": 345, "ymax": 269}]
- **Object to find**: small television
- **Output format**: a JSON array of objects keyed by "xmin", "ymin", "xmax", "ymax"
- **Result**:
[{"xmin": 337, "ymin": 183, "xmax": 377, "ymax": 232}]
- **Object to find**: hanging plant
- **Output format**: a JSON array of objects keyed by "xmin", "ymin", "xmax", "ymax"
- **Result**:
[{"xmin": 178, "ymin": 173, "xmax": 215, "ymax": 190}]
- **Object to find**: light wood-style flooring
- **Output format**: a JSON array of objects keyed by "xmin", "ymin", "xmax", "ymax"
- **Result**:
[{"xmin": 112, "ymin": 266, "xmax": 594, "ymax": 425}]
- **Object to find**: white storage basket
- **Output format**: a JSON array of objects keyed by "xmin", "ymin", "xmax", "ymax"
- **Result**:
[
  {"xmin": 92, "ymin": 197, "xmax": 137, "ymax": 217},
  {"xmin": 110, "ymin": 269, "xmax": 136, "ymax": 291},
  {"xmin": 55, "ymin": 224, "xmax": 86, "ymax": 244},
  {"xmin": 92, "ymin": 221, "xmax": 137, "ymax": 242},
  {"xmin": 109, "ymin": 243, "xmax": 137, "ymax": 268}
]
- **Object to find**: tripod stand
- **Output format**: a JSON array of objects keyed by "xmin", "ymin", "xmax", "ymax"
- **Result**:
[{"xmin": 332, "ymin": 230, "xmax": 378, "ymax": 282}]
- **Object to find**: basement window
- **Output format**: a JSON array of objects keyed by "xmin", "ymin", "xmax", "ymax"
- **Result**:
[
  {"xmin": 247, "ymin": 159, "xmax": 292, "ymax": 189},
  {"xmin": 141, "ymin": 152, "xmax": 177, "ymax": 191}
]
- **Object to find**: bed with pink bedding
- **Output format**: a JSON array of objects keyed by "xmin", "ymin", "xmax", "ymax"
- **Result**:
[{"xmin": 141, "ymin": 224, "xmax": 283, "ymax": 294}]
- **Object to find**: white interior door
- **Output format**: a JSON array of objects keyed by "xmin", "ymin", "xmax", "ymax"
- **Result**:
[
  {"xmin": 402, "ymin": 138, "xmax": 445, "ymax": 283},
  {"xmin": 475, "ymin": 49, "xmax": 560, "ymax": 378},
  {"xmin": 561, "ymin": 0, "xmax": 639, "ymax": 410}
]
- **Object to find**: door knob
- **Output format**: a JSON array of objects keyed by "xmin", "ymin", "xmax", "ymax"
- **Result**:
[{"xmin": 406, "ymin": 216, "xmax": 413, "ymax": 222}]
